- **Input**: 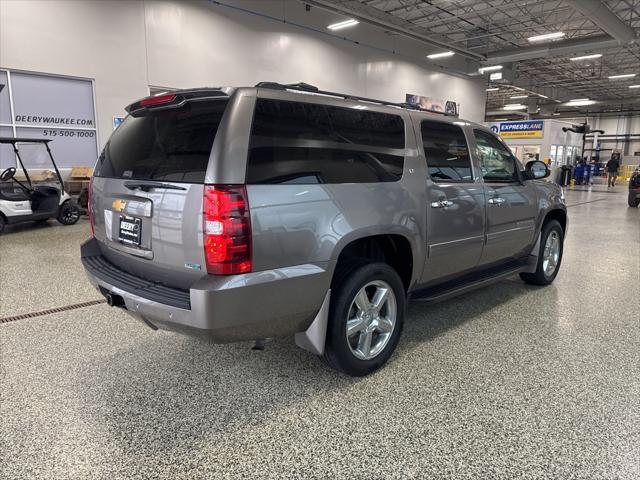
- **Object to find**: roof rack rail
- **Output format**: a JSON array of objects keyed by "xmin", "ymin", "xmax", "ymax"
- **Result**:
[{"xmin": 254, "ymin": 81, "xmax": 454, "ymax": 116}]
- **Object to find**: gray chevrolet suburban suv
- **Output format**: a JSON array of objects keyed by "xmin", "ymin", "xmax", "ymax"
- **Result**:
[{"xmin": 81, "ymin": 82, "xmax": 567, "ymax": 376}]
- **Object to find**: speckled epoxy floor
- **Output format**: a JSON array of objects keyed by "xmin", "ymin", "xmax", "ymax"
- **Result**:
[{"xmin": 1, "ymin": 187, "xmax": 639, "ymax": 479}]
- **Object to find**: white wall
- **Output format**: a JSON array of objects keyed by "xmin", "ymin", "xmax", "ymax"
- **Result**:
[
  {"xmin": 563, "ymin": 115, "xmax": 640, "ymax": 160},
  {"xmin": 0, "ymin": 0, "xmax": 486, "ymax": 151}
]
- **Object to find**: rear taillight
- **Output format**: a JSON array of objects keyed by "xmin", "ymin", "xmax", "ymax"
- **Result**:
[
  {"xmin": 88, "ymin": 177, "xmax": 94, "ymax": 238},
  {"xmin": 203, "ymin": 185, "xmax": 252, "ymax": 275}
]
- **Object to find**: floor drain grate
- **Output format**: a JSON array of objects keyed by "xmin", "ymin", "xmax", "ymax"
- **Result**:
[{"xmin": 0, "ymin": 299, "xmax": 107, "ymax": 324}]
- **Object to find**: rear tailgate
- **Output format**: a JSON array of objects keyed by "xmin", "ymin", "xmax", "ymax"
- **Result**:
[{"xmin": 91, "ymin": 94, "xmax": 229, "ymax": 290}]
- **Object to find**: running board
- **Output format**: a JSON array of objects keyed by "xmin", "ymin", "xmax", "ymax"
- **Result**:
[{"xmin": 411, "ymin": 258, "xmax": 531, "ymax": 304}]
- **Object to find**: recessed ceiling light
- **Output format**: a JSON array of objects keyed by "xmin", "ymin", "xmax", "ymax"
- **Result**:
[
  {"xmin": 566, "ymin": 100, "xmax": 596, "ymax": 106},
  {"xmin": 327, "ymin": 19, "xmax": 359, "ymax": 30},
  {"xmin": 479, "ymin": 65, "xmax": 503, "ymax": 74},
  {"xmin": 510, "ymin": 95, "xmax": 528, "ymax": 99},
  {"xmin": 427, "ymin": 51, "xmax": 455, "ymax": 59},
  {"xmin": 503, "ymin": 104, "xmax": 527, "ymax": 110},
  {"xmin": 486, "ymin": 87, "xmax": 499, "ymax": 92},
  {"xmin": 528, "ymin": 32, "xmax": 565, "ymax": 42},
  {"xmin": 570, "ymin": 54, "xmax": 602, "ymax": 61},
  {"xmin": 629, "ymin": 85, "xmax": 640, "ymax": 89},
  {"xmin": 608, "ymin": 73, "xmax": 636, "ymax": 79}
]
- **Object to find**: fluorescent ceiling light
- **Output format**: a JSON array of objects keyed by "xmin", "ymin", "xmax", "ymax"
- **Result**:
[
  {"xmin": 489, "ymin": 72, "xmax": 503, "ymax": 81},
  {"xmin": 512, "ymin": 86, "xmax": 525, "ymax": 91},
  {"xmin": 510, "ymin": 95, "xmax": 528, "ymax": 99},
  {"xmin": 486, "ymin": 87, "xmax": 499, "ymax": 92},
  {"xmin": 494, "ymin": 118, "xmax": 508, "ymax": 121},
  {"xmin": 570, "ymin": 54, "xmax": 602, "ymax": 61},
  {"xmin": 629, "ymin": 85, "xmax": 640, "ymax": 89},
  {"xmin": 566, "ymin": 100, "xmax": 596, "ymax": 106},
  {"xmin": 528, "ymin": 32, "xmax": 565, "ymax": 42},
  {"xmin": 570, "ymin": 98, "xmax": 589, "ymax": 102},
  {"xmin": 352, "ymin": 105, "xmax": 367, "ymax": 110},
  {"xmin": 608, "ymin": 73, "xmax": 636, "ymax": 79},
  {"xmin": 327, "ymin": 19, "xmax": 359, "ymax": 30},
  {"xmin": 538, "ymin": 94, "xmax": 549, "ymax": 99},
  {"xmin": 427, "ymin": 51, "xmax": 455, "ymax": 59},
  {"xmin": 479, "ymin": 65, "xmax": 502, "ymax": 73},
  {"xmin": 503, "ymin": 104, "xmax": 527, "ymax": 110}
]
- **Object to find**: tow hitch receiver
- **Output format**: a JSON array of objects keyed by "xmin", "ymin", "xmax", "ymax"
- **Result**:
[{"xmin": 101, "ymin": 288, "xmax": 126, "ymax": 309}]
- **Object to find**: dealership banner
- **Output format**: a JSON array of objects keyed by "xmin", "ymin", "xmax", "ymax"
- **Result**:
[
  {"xmin": 406, "ymin": 94, "xmax": 459, "ymax": 117},
  {"xmin": 0, "ymin": 69, "xmax": 98, "ymax": 169},
  {"xmin": 490, "ymin": 120, "xmax": 544, "ymax": 139}
]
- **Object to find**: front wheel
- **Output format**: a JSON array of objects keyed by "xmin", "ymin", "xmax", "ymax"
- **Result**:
[
  {"xmin": 322, "ymin": 261, "xmax": 405, "ymax": 376},
  {"xmin": 520, "ymin": 219, "xmax": 564, "ymax": 286},
  {"xmin": 628, "ymin": 192, "xmax": 640, "ymax": 207},
  {"xmin": 57, "ymin": 201, "xmax": 80, "ymax": 225}
]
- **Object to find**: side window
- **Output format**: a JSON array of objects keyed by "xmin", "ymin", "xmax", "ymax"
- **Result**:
[
  {"xmin": 473, "ymin": 129, "xmax": 519, "ymax": 182},
  {"xmin": 247, "ymin": 99, "xmax": 405, "ymax": 184},
  {"xmin": 420, "ymin": 121, "xmax": 473, "ymax": 182}
]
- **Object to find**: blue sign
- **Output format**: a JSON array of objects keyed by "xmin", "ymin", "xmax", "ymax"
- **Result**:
[
  {"xmin": 498, "ymin": 120, "xmax": 544, "ymax": 138},
  {"xmin": 112, "ymin": 116, "xmax": 124, "ymax": 130}
]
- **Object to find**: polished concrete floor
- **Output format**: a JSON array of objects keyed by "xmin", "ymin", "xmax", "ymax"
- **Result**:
[{"xmin": 1, "ymin": 187, "xmax": 639, "ymax": 479}]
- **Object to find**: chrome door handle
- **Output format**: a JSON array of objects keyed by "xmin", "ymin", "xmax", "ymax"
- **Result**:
[
  {"xmin": 488, "ymin": 197, "xmax": 506, "ymax": 206},
  {"xmin": 431, "ymin": 200, "xmax": 454, "ymax": 209}
]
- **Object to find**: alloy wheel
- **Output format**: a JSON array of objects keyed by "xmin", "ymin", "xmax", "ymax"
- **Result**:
[{"xmin": 345, "ymin": 280, "xmax": 397, "ymax": 360}]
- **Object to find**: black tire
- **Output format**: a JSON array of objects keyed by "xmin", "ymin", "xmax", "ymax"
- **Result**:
[
  {"xmin": 520, "ymin": 219, "xmax": 564, "ymax": 286},
  {"xmin": 628, "ymin": 192, "xmax": 640, "ymax": 208},
  {"xmin": 322, "ymin": 259, "xmax": 406, "ymax": 376},
  {"xmin": 57, "ymin": 201, "xmax": 80, "ymax": 225},
  {"xmin": 0, "ymin": 215, "xmax": 5, "ymax": 234}
]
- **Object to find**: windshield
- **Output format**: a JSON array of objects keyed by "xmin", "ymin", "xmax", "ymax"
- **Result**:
[{"xmin": 94, "ymin": 99, "xmax": 228, "ymax": 183}]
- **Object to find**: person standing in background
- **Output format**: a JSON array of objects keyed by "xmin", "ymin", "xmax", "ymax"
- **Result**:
[{"xmin": 606, "ymin": 153, "xmax": 621, "ymax": 187}]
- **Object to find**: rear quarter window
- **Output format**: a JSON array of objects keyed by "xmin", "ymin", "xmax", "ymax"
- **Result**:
[
  {"xmin": 246, "ymin": 98, "xmax": 405, "ymax": 184},
  {"xmin": 94, "ymin": 99, "xmax": 228, "ymax": 183}
]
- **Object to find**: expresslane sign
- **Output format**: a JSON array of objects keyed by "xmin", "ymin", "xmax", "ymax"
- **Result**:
[{"xmin": 492, "ymin": 120, "xmax": 544, "ymax": 139}]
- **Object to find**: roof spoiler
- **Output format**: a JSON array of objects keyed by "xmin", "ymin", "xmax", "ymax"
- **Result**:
[{"xmin": 125, "ymin": 88, "xmax": 229, "ymax": 114}]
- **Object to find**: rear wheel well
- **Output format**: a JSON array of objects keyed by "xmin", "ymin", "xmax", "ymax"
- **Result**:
[
  {"xmin": 544, "ymin": 209, "xmax": 566, "ymax": 233},
  {"xmin": 334, "ymin": 235, "xmax": 413, "ymax": 291}
]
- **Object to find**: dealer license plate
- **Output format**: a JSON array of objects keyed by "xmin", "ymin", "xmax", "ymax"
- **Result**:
[{"xmin": 118, "ymin": 215, "xmax": 142, "ymax": 246}]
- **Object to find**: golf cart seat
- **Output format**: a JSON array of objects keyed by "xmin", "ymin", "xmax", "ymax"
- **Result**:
[
  {"xmin": 0, "ymin": 181, "xmax": 30, "ymax": 201},
  {"xmin": 30, "ymin": 185, "xmax": 61, "ymax": 215}
]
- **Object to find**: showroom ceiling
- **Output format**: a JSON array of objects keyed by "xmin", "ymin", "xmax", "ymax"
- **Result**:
[{"xmin": 303, "ymin": 0, "xmax": 640, "ymax": 117}]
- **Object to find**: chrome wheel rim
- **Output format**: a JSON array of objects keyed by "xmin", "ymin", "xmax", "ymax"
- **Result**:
[
  {"xmin": 345, "ymin": 280, "xmax": 397, "ymax": 361},
  {"xmin": 543, "ymin": 231, "xmax": 560, "ymax": 277}
]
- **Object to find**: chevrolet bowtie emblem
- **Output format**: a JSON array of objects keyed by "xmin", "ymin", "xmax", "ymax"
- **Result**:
[{"xmin": 112, "ymin": 199, "xmax": 127, "ymax": 212}]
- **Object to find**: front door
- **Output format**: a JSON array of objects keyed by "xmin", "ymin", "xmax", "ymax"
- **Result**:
[
  {"xmin": 471, "ymin": 129, "xmax": 538, "ymax": 266},
  {"xmin": 417, "ymin": 118, "xmax": 485, "ymax": 284}
]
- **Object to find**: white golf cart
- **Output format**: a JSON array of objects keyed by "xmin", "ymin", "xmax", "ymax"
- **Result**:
[{"xmin": 0, "ymin": 137, "xmax": 80, "ymax": 234}]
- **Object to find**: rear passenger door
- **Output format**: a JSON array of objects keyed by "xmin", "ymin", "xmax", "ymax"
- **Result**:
[
  {"xmin": 417, "ymin": 119, "xmax": 485, "ymax": 283},
  {"xmin": 471, "ymin": 129, "xmax": 538, "ymax": 266}
]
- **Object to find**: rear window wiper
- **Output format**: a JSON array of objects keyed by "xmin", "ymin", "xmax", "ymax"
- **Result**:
[{"xmin": 124, "ymin": 180, "xmax": 187, "ymax": 192}]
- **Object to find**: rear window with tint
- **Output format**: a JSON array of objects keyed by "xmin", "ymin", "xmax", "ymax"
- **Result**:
[
  {"xmin": 94, "ymin": 99, "xmax": 228, "ymax": 183},
  {"xmin": 246, "ymin": 99, "xmax": 405, "ymax": 184}
]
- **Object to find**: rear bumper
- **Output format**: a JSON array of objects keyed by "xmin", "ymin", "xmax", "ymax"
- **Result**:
[{"xmin": 81, "ymin": 238, "xmax": 331, "ymax": 342}]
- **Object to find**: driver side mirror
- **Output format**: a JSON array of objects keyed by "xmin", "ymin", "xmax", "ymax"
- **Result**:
[
  {"xmin": 524, "ymin": 160, "xmax": 550, "ymax": 180},
  {"xmin": 0, "ymin": 167, "xmax": 16, "ymax": 182}
]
